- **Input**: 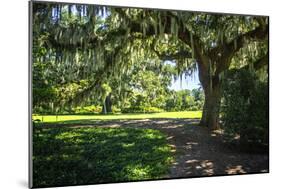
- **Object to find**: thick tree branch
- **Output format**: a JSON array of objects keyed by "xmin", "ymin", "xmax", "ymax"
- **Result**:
[
  {"xmin": 253, "ymin": 52, "xmax": 269, "ymax": 70},
  {"xmin": 214, "ymin": 22, "xmax": 268, "ymax": 75},
  {"xmin": 114, "ymin": 9, "xmax": 211, "ymax": 73},
  {"xmin": 227, "ymin": 23, "xmax": 268, "ymax": 55},
  {"xmin": 241, "ymin": 52, "xmax": 269, "ymax": 71}
]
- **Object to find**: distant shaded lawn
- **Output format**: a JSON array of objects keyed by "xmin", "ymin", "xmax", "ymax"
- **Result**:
[
  {"xmin": 33, "ymin": 126, "xmax": 174, "ymax": 188},
  {"xmin": 33, "ymin": 111, "xmax": 202, "ymax": 125}
]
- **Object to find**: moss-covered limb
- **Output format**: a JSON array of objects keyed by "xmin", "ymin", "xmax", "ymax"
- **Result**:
[
  {"xmin": 229, "ymin": 52, "xmax": 268, "ymax": 73},
  {"xmin": 214, "ymin": 21, "xmax": 268, "ymax": 75}
]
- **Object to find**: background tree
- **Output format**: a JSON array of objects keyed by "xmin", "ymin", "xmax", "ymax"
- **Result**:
[{"xmin": 32, "ymin": 3, "xmax": 268, "ymax": 129}]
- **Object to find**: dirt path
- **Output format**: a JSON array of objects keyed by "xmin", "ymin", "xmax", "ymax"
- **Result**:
[{"xmin": 52, "ymin": 118, "xmax": 269, "ymax": 178}]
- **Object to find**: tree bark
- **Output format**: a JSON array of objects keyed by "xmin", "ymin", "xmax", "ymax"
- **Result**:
[
  {"xmin": 197, "ymin": 61, "xmax": 221, "ymax": 130},
  {"xmin": 102, "ymin": 93, "xmax": 112, "ymax": 114},
  {"xmin": 102, "ymin": 102, "xmax": 107, "ymax": 114},
  {"xmin": 200, "ymin": 84, "xmax": 221, "ymax": 130}
]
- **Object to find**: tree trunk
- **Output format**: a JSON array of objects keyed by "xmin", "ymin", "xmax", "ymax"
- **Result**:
[
  {"xmin": 102, "ymin": 102, "xmax": 107, "ymax": 114},
  {"xmin": 197, "ymin": 62, "xmax": 221, "ymax": 130},
  {"xmin": 200, "ymin": 85, "xmax": 221, "ymax": 130},
  {"xmin": 102, "ymin": 93, "xmax": 112, "ymax": 114}
]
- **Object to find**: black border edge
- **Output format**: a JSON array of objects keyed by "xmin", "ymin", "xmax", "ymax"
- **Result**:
[
  {"xmin": 267, "ymin": 15, "xmax": 270, "ymax": 173},
  {"xmin": 28, "ymin": 1, "xmax": 33, "ymax": 188}
]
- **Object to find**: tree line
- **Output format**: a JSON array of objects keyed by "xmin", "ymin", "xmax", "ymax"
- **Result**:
[{"xmin": 32, "ymin": 2, "xmax": 268, "ymax": 132}]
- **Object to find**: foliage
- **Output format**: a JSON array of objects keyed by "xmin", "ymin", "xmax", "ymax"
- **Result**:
[
  {"xmin": 33, "ymin": 80, "xmax": 92, "ymax": 114},
  {"xmin": 33, "ymin": 127, "xmax": 174, "ymax": 187},
  {"xmin": 165, "ymin": 89, "xmax": 204, "ymax": 111},
  {"xmin": 32, "ymin": 54, "xmax": 57, "ymax": 110},
  {"xmin": 110, "ymin": 64, "xmax": 175, "ymax": 112},
  {"xmin": 111, "ymin": 106, "xmax": 122, "ymax": 113},
  {"xmin": 221, "ymin": 68, "xmax": 268, "ymax": 151},
  {"xmin": 32, "ymin": 2, "xmax": 268, "ymax": 130},
  {"xmin": 122, "ymin": 106, "xmax": 164, "ymax": 113},
  {"xmin": 54, "ymin": 80, "xmax": 91, "ymax": 105},
  {"xmin": 31, "ymin": 4, "xmax": 269, "ymax": 187},
  {"xmin": 72, "ymin": 105, "xmax": 102, "ymax": 114}
]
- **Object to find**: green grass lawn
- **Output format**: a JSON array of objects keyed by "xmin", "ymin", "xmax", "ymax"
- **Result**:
[
  {"xmin": 33, "ymin": 111, "xmax": 202, "ymax": 124},
  {"xmin": 32, "ymin": 111, "xmax": 200, "ymax": 187},
  {"xmin": 33, "ymin": 126, "xmax": 174, "ymax": 187}
]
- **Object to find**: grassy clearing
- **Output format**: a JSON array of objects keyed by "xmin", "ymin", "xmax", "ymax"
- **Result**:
[
  {"xmin": 33, "ymin": 126, "xmax": 174, "ymax": 187},
  {"xmin": 32, "ymin": 111, "xmax": 200, "ymax": 187},
  {"xmin": 33, "ymin": 111, "xmax": 202, "ymax": 124}
]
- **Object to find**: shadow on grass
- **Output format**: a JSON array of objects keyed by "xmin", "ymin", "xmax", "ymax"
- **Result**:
[
  {"xmin": 36, "ymin": 118, "xmax": 201, "ymax": 128},
  {"xmin": 33, "ymin": 126, "xmax": 174, "ymax": 188},
  {"xmin": 35, "ymin": 112, "xmax": 162, "ymax": 116}
]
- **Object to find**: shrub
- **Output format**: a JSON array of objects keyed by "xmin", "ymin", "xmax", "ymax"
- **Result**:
[
  {"xmin": 188, "ymin": 106, "xmax": 199, "ymax": 111},
  {"xmin": 143, "ymin": 106, "xmax": 164, "ymax": 113},
  {"xmin": 122, "ymin": 106, "xmax": 164, "ymax": 113},
  {"xmin": 221, "ymin": 69, "xmax": 268, "ymax": 152},
  {"xmin": 111, "ymin": 106, "xmax": 121, "ymax": 113},
  {"xmin": 73, "ymin": 105, "xmax": 102, "ymax": 114}
]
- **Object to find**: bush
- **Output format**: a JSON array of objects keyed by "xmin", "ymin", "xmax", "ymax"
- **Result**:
[
  {"xmin": 187, "ymin": 106, "xmax": 200, "ymax": 111},
  {"xmin": 221, "ymin": 69, "xmax": 268, "ymax": 152},
  {"xmin": 122, "ymin": 106, "xmax": 164, "ymax": 113},
  {"xmin": 143, "ymin": 106, "xmax": 164, "ymax": 113},
  {"xmin": 111, "ymin": 106, "xmax": 121, "ymax": 114},
  {"xmin": 73, "ymin": 105, "xmax": 102, "ymax": 114}
]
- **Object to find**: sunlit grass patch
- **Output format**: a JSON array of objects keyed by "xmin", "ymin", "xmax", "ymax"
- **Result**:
[
  {"xmin": 33, "ymin": 127, "xmax": 174, "ymax": 187},
  {"xmin": 32, "ymin": 111, "xmax": 202, "ymax": 125}
]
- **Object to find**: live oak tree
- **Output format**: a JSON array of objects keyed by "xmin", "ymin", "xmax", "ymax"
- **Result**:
[{"xmin": 32, "ymin": 3, "xmax": 268, "ymax": 130}]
